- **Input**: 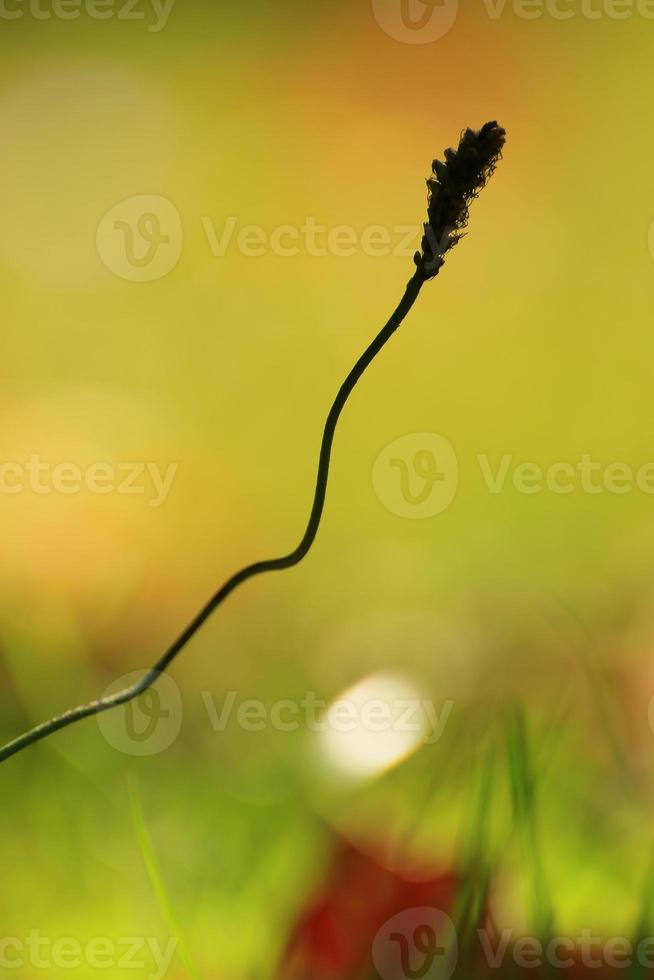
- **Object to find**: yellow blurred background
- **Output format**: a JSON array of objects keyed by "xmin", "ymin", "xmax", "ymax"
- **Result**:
[{"xmin": 2, "ymin": 2, "xmax": 654, "ymax": 976}]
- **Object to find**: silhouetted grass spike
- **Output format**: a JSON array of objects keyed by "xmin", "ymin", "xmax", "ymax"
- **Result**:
[
  {"xmin": 0, "ymin": 120, "xmax": 506, "ymax": 764},
  {"xmin": 415, "ymin": 120, "xmax": 506, "ymax": 279}
]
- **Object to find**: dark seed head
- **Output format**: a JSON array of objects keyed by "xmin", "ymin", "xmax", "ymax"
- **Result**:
[{"xmin": 415, "ymin": 120, "xmax": 506, "ymax": 280}]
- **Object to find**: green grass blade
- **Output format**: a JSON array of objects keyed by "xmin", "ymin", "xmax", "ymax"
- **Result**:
[
  {"xmin": 127, "ymin": 775, "xmax": 202, "ymax": 980},
  {"xmin": 506, "ymin": 705, "xmax": 553, "ymax": 941}
]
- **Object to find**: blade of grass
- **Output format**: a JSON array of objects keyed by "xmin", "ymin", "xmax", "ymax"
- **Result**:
[
  {"xmin": 127, "ymin": 776, "xmax": 201, "ymax": 980},
  {"xmin": 392, "ymin": 701, "xmax": 496, "ymax": 857},
  {"xmin": 454, "ymin": 741, "xmax": 496, "ymax": 960},
  {"xmin": 506, "ymin": 705, "xmax": 553, "ymax": 941},
  {"xmin": 548, "ymin": 593, "xmax": 637, "ymax": 800}
]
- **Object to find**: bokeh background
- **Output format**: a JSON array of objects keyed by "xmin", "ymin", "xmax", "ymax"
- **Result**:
[{"xmin": 2, "ymin": 1, "xmax": 654, "ymax": 976}]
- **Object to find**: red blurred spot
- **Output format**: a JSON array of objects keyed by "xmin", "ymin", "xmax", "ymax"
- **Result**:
[
  {"xmin": 280, "ymin": 838, "xmax": 638, "ymax": 979},
  {"xmin": 279, "ymin": 838, "xmax": 459, "ymax": 980}
]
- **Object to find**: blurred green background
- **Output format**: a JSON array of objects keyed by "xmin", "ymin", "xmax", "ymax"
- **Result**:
[{"xmin": 2, "ymin": 1, "xmax": 654, "ymax": 976}]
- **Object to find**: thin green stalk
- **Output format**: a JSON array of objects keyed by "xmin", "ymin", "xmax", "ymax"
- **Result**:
[
  {"xmin": 0, "ymin": 273, "xmax": 423, "ymax": 763},
  {"xmin": 128, "ymin": 776, "xmax": 201, "ymax": 980},
  {"xmin": 455, "ymin": 742, "xmax": 496, "ymax": 959},
  {"xmin": 0, "ymin": 121, "xmax": 505, "ymax": 765},
  {"xmin": 506, "ymin": 705, "xmax": 553, "ymax": 941}
]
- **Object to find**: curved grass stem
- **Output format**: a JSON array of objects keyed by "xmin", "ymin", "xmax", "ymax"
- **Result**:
[{"xmin": 0, "ymin": 269, "xmax": 424, "ymax": 764}]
